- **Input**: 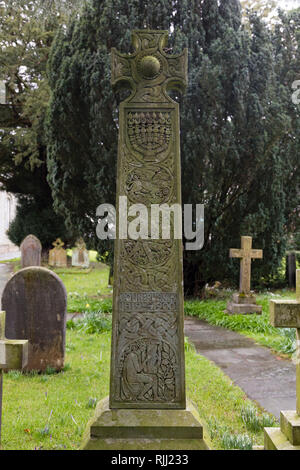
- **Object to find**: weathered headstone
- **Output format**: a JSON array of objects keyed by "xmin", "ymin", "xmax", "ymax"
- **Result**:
[
  {"xmin": 227, "ymin": 236, "xmax": 263, "ymax": 314},
  {"xmin": 1, "ymin": 267, "xmax": 67, "ymax": 371},
  {"xmin": 82, "ymin": 30, "xmax": 208, "ymax": 450},
  {"xmin": 286, "ymin": 252, "xmax": 296, "ymax": 288},
  {"xmin": 265, "ymin": 270, "xmax": 300, "ymax": 450},
  {"xmin": 0, "ymin": 311, "xmax": 28, "ymax": 446},
  {"xmin": 20, "ymin": 234, "xmax": 42, "ymax": 268},
  {"xmin": 72, "ymin": 238, "xmax": 90, "ymax": 268},
  {"xmin": 48, "ymin": 238, "xmax": 67, "ymax": 268}
]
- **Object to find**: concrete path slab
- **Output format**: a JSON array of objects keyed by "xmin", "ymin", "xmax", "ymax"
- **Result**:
[
  {"xmin": 0, "ymin": 263, "xmax": 13, "ymax": 309},
  {"xmin": 184, "ymin": 316, "xmax": 296, "ymax": 419}
]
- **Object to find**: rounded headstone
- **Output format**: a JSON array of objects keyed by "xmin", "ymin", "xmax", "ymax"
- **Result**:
[
  {"xmin": 1, "ymin": 267, "xmax": 67, "ymax": 371},
  {"xmin": 20, "ymin": 234, "xmax": 42, "ymax": 268}
]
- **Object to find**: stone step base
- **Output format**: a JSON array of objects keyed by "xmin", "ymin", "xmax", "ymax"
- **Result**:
[
  {"xmin": 264, "ymin": 427, "xmax": 300, "ymax": 450},
  {"xmin": 81, "ymin": 396, "xmax": 209, "ymax": 450},
  {"xmin": 280, "ymin": 410, "xmax": 300, "ymax": 446},
  {"xmin": 226, "ymin": 303, "xmax": 262, "ymax": 315}
]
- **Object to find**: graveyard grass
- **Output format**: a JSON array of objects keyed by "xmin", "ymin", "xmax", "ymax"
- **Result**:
[
  {"xmin": 1, "ymin": 258, "xmax": 278, "ymax": 450},
  {"xmin": 2, "ymin": 332, "xmax": 273, "ymax": 450},
  {"xmin": 185, "ymin": 290, "xmax": 297, "ymax": 357}
]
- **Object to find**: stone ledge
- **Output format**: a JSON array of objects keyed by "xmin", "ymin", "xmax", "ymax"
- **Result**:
[
  {"xmin": 232, "ymin": 293, "xmax": 257, "ymax": 304},
  {"xmin": 280, "ymin": 411, "xmax": 300, "ymax": 446},
  {"xmin": 264, "ymin": 427, "xmax": 300, "ymax": 450},
  {"xmin": 226, "ymin": 303, "xmax": 262, "ymax": 315},
  {"xmin": 0, "ymin": 339, "xmax": 28, "ymax": 369},
  {"xmin": 81, "ymin": 396, "xmax": 209, "ymax": 450}
]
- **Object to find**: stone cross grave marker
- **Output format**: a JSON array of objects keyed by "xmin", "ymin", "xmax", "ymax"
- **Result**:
[
  {"xmin": 2, "ymin": 267, "xmax": 67, "ymax": 372},
  {"xmin": 110, "ymin": 30, "xmax": 188, "ymax": 410},
  {"xmin": 230, "ymin": 236, "xmax": 263, "ymax": 294},
  {"xmin": 72, "ymin": 238, "xmax": 90, "ymax": 268},
  {"xmin": 81, "ymin": 30, "xmax": 208, "ymax": 451},
  {"xmin": 20, "ymin": 234, "xmax": 42, "ymax": 268},
  {"xmin": 49, "ymin": 238, "xmax": 67, "ymax": 268},
  {"xmin": 265, "ymin": 270, "xmax": 300, "ymax": 449},
  {"xmin": 0, "ymin": 311, "xmax": 28, "ymax": 446},
  {"xmin": 227, "ymin": 236, "xmax": 263, "ymax": 314}
]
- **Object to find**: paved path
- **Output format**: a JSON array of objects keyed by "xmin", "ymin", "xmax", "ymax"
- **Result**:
[
  {"xmin": 184, "ymin": 316, "xmax": 296, "ymax": 419},
  {"xmin": 0, "ymin": 263, "xmax": 13, "ymax": 309}
]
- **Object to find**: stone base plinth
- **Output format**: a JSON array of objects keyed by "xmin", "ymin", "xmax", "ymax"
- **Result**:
[
  {"xmin": 265, "ymin": 411, "xmax": 300, "ymax": 450},
  {"xmin": 226, "ymin": 293, "xmax": 262, "ymax": 315},
  {"xmin": 81, "ymin": 397, "xmax": 209, "ymax": 450}
]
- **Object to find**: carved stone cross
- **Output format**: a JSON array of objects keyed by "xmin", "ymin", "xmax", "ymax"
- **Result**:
[
  {"xmin": 230, "ymin": 236, "xmax": 263, "ymax": 295},
  {"xmin": 52, "ymin": 238, "xmax": 65, "ymax": 249},
  {"xmin": 0, "ymin": 311, "xmax": 28, "ymax": 445},
  {"xmin": 270, "ymin": 270, "xmax": 300, "ymax": 414},
  {"xmin": 110, "ymin": 30, "xmax": 188, "ymax": 409}
]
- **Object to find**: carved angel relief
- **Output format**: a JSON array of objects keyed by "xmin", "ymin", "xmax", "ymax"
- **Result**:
[{"xmin": 115, "ymin": 312, "xmax": 178, "ymax": 403}]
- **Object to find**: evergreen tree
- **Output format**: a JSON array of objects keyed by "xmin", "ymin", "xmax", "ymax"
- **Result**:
[
  {"xmin": 46, "ymin": 0, "xmax": 300, "ymax": 293},
  {"xmin": 0, "ymin": 0, "xmax": 82, "ymax": 249}
]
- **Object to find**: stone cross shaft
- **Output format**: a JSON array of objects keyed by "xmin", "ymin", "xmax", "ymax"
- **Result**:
[
  {"xmin": 110, "ymin": 30, "xmax": 188, "ymax": 410},
  {"xmin": 230, "ymin": 236, "xmax": 263, "ymax": 294},
  {"xmin": 270, "ymin": 270, "xmax": 300, "ymax": 415},
  {"xmin": 0, "ymin": 311, "xmax": 28, "ymax": 445}
]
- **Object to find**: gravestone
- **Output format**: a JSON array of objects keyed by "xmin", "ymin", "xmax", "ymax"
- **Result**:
[
  {"xmin": 286, "ymin": 252, "xmax": 296, "ymax": 288},
  {"xmin": 49, "ymin": 238, "xmax": 67, "ymax": 268},
  {"xmin": 2, "ymin": 267, "xmax": 67, "ymax": 371},
  {"xmin": 72, "ymin": 238, "xmax": 90, "ymax": 268},
  {"xmin": 82, "ymin": 30, "xmax": 208, "ymax": 450},
  {"xmin": 0, "ymin": 311, "xmax": 28, "ymax": 446},
  {"xmin": 20, "ymin": 234, "xmax": 42, "ymax": 268},
  {"xmin": 227, "ymin": 236, "xmax": 263, "ymax": 314},
  {"xmin": 265, "ymin": 270, "xmax": 300, "ymax": 450}
]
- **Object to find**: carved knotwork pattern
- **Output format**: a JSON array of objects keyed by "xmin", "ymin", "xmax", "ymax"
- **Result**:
[
  {"xmin": 119, "ymin": 259, "xmax": 177, "ymax": 293},
  {"xmin": 115, "ymin": 312, "xmax": 178, "ymax": 403},
  {"xmin": 122, "ymin": 239, "xmax": 173, "ymax": 268}
]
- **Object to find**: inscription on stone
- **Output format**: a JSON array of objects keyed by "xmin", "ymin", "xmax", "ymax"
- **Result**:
[{"xmin": 119, "ymin": 292, "xmax": 177, "ymax": 312}]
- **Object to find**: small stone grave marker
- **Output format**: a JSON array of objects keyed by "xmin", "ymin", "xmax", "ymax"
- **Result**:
[
  {"xmin": 49, "ymin": 238, "xmax": 67, "ymax": 268},
  {"xmin": 20, "ymin": 234, "xmax": 42, "ymax": 268},
  {"xmin": 227, "ymin": 236, "xmax": 263, "ymax": 314},
  {"xmin": 2, "ymin": 267, "xmax": 67, "ymax": 372}
]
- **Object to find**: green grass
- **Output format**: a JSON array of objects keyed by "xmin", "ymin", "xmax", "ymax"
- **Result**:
[
  {"xmin": 0, "ymin": 257, "xmax": 20, "ymax": 264},
  {"xmin": 185, "ymin": 289, "xmax": 297, "ymax": 356},
  {"xmin": 1, "ymin": 331, "xmax": 275, "ymax": 450},
  {"xmin": 1, "ymin": 258, "xmax": 284, "ymax": 449},
  {"xmin": 55, "ymin": 261, "xmax": 112, "ymax": 314},
  {"xmin": 1, "ymin": 330, "xmax": 111, "ymax": 450}
]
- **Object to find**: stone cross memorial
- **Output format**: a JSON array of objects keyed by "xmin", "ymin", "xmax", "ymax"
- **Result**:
[
  {"xmin": 72, "ymin": 238, "xmax": 90, "ymax": 269},
  {"xmin": 227, "ymin": 236, "xmax": 263, "ymax": 314},
  {"xmin": 0, "ymin": 311, "xmax": 28, "ymax": 446},
  {"xmin": 2, "ymin": 267, "xmax": 67, "ymax": 372},
  {"xmin": 49, "ymin": 238, "xmax": 67, "ymax": 268},
  {"xmin": 82, "ymin": 30, "xmax": 208, "ymax": 450},
  {"xmin": 265, "ymin": 270, "xmax": 300, "ymax": 450},
  {"xmin": 20, "ymin": 234, "xmax": 42, "ymax": 268}
]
